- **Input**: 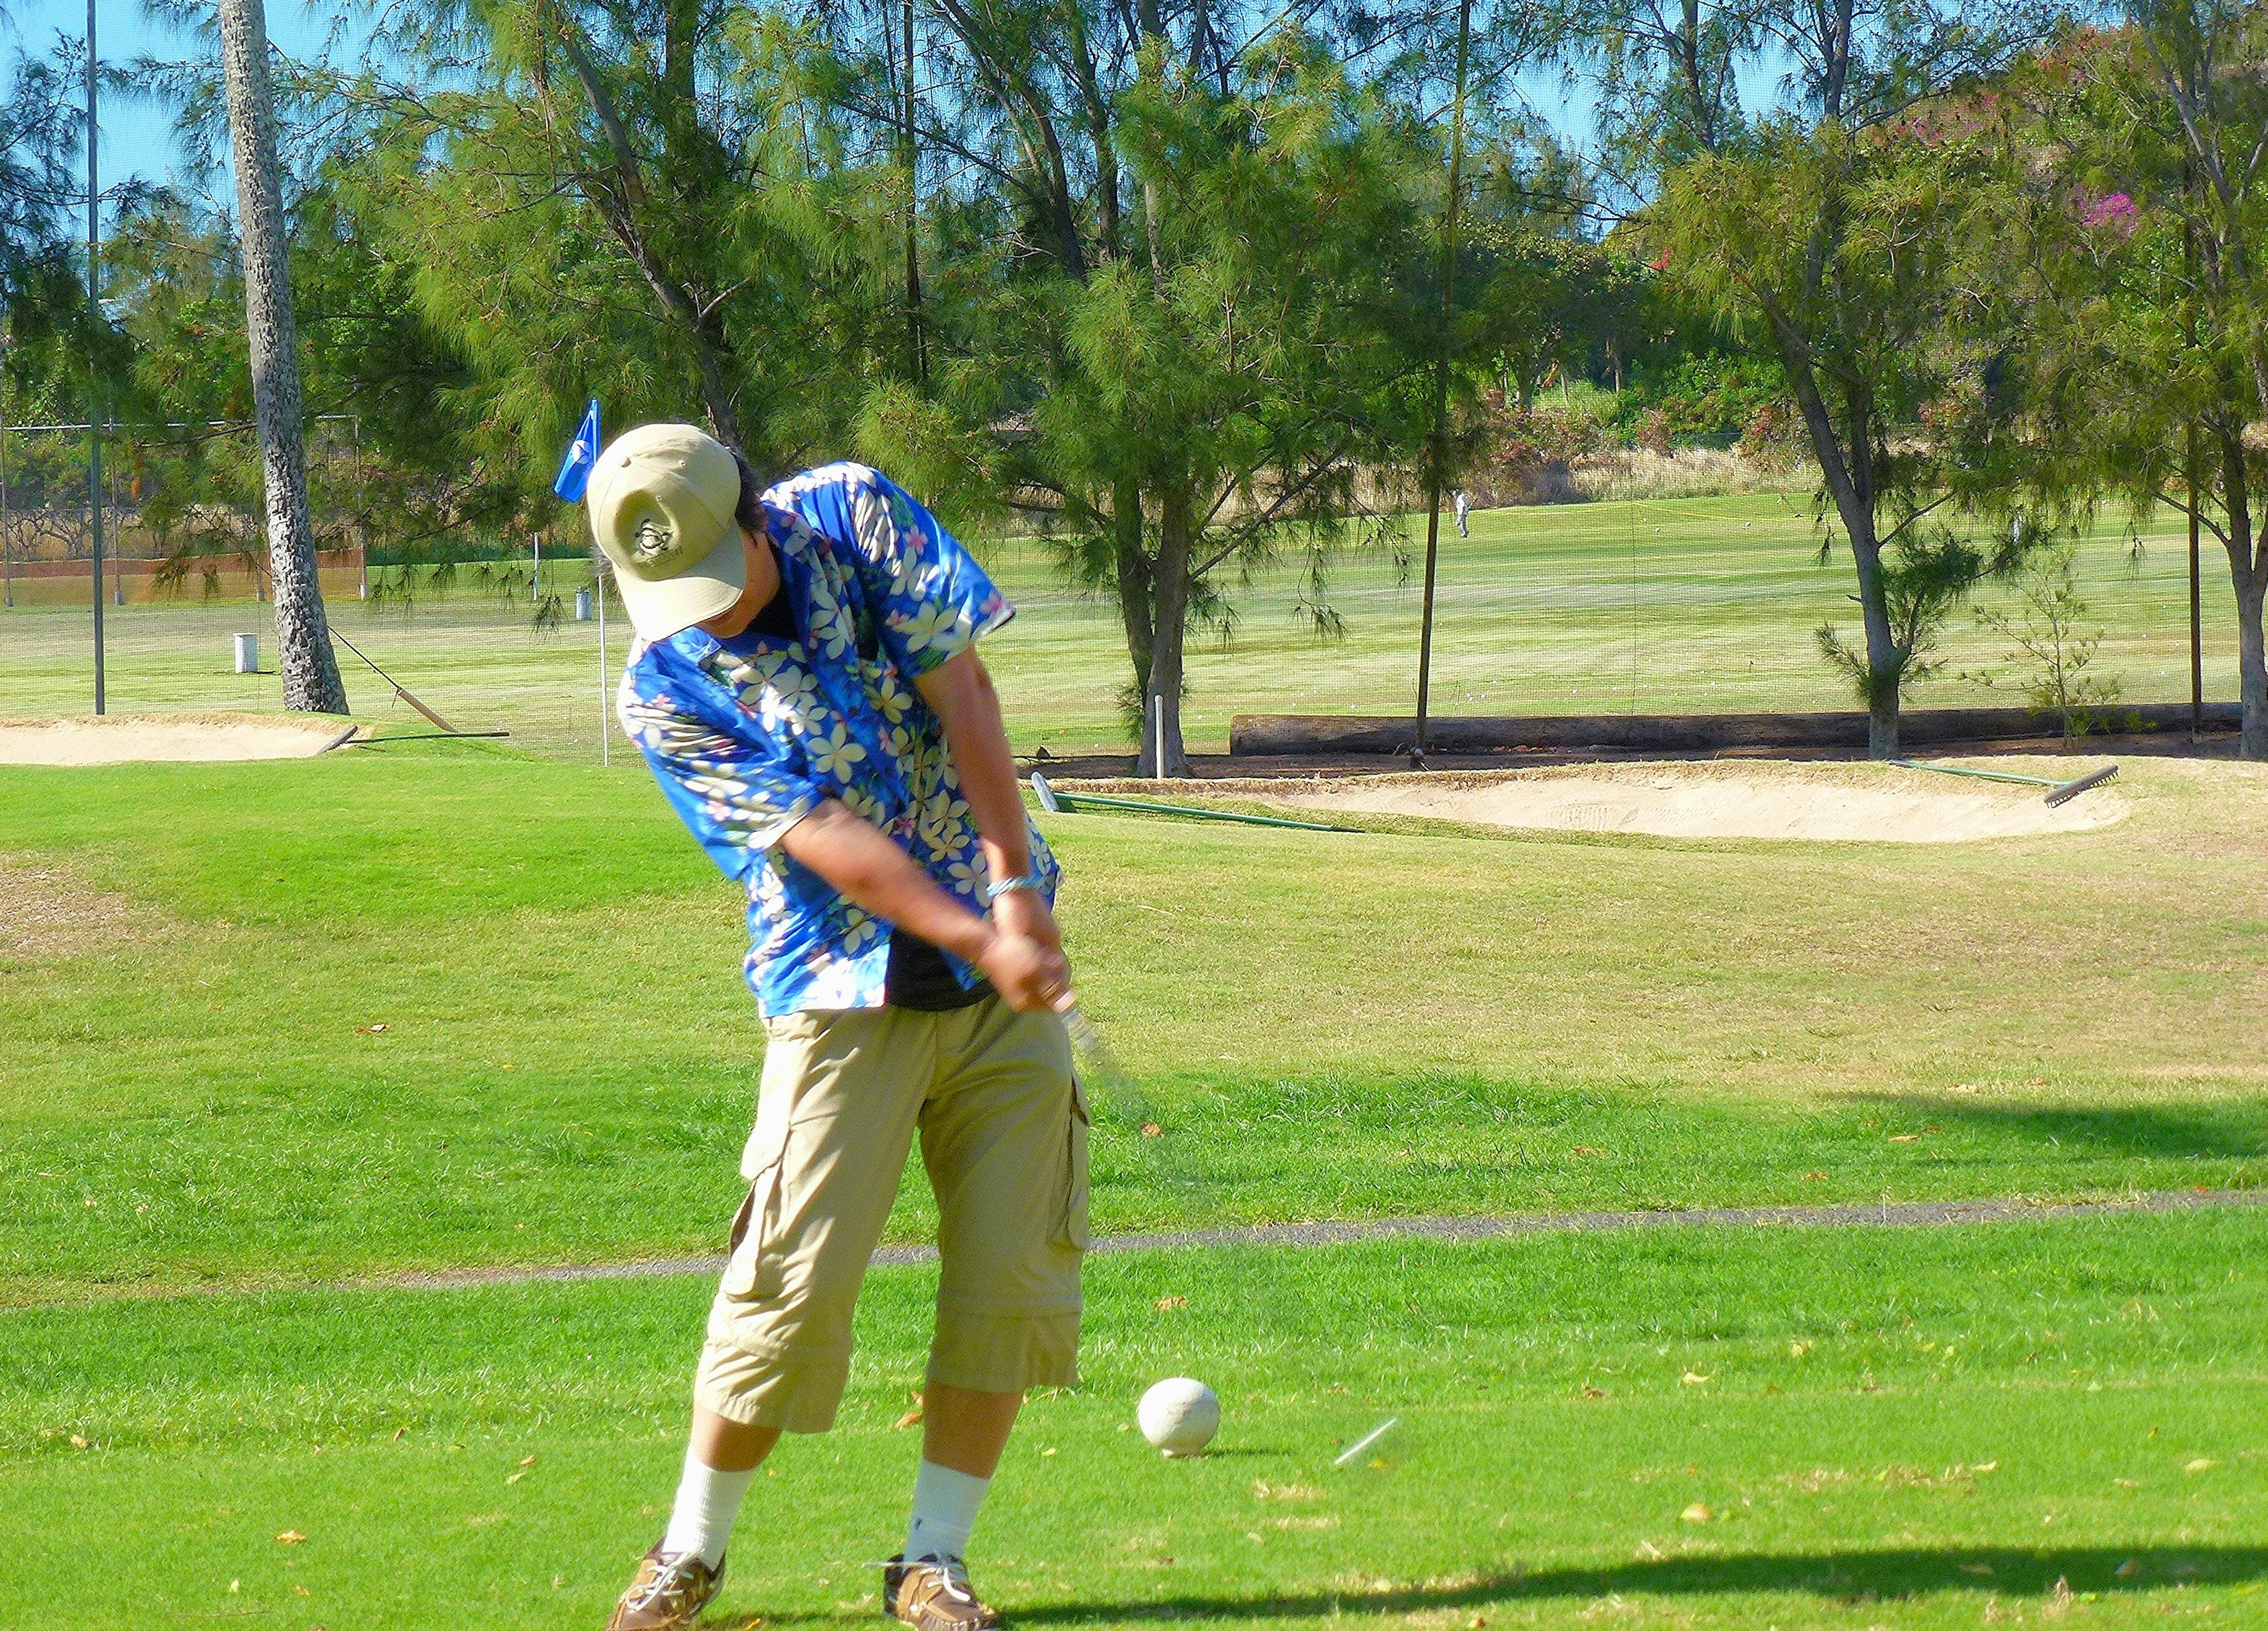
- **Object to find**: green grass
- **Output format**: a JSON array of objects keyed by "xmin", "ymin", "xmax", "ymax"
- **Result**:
[
  {"xmin": 5, "ymin": 501, "xmax": 2266, "ymax": 1622},
  {"xmin": 4, "ymin": 748, "xmax": 2266, "ymax": 1297},
  {"xmin": 8, "ymin": 1214, "xmax": 2266, "ymax": 1629},
  {"xmin": 0, "ymin": 494, "xmax": 2238, "ymax": 755}
]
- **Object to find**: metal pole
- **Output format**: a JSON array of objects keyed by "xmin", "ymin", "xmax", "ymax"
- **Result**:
[
  {"xmin": 597, "ymin": 560, "xmax": 609, "ymax": 767},
  {"xmin": 1411, "ymin": 0, "xmax": 1472, "ymax": 768},
  {"xmin": 2, "ymin": 389, "xmax": 11, "ymax": 611},
  {"xmin": 86, "ymin": 0, "xmax": 103, "ymax": 712},
  {"xmin": 532, "ymin": 533, "xmax": 540, "ymax": 601},
  {"xmin": 2190, "ymin": 426, "xmax": 2204, "ymax": 742}
]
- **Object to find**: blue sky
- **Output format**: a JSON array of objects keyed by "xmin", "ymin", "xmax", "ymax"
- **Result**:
[{"xmin": 4, "ymin": 0, "xmax": 344, "ymax": 204}]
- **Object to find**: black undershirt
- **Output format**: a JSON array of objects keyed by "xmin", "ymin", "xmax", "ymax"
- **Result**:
[{"xmin": 742, "ymin": 547, "xmax": 988, "ymax": 1012}]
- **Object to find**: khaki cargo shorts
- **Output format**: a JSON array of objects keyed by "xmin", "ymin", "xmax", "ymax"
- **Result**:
[{"xmin": 693, "ymin": 996, "xmax": 1087, "ymax": 1433}]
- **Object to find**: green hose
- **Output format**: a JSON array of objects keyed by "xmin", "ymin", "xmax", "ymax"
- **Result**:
[{"xmin": 1029, "ymin": 773, "xmax": 1361, "ymax": 833}]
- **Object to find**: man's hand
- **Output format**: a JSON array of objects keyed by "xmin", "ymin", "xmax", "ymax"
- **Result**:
[{"xmin": 975, "ymin": 925, "xmax": 1070, "ymax": 1013}]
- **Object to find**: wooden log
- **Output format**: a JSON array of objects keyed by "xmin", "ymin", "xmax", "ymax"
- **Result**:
[{"xmin": 1228, "ymin": 704, "xmax": 2243, "ymax": 758}]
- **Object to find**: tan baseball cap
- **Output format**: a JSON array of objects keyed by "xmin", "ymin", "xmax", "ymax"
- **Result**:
[{"xmin": 585, "ymin": 422, "xmax": 748, "ymax": 642}]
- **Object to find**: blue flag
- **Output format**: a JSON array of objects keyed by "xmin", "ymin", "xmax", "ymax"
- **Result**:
[{"xmin": 552, "ymin": 399, "xmax": 602, "ymax": 501}]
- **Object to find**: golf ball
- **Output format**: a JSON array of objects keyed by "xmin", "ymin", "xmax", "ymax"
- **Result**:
[{"xmin": 1137, "ymin": 1377, "xmax": 1220, "ymax": 1457}]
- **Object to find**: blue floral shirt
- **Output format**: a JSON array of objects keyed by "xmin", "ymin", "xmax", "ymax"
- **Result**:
[{"xmin": 617, "ymin": 462, "xmax": 1058, "ymax": 1017}]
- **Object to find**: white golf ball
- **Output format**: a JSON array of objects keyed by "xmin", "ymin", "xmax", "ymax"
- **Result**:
[{"xmin": 1137, "ymin": 1377, "xmax": 1220, "ymax": 1457}]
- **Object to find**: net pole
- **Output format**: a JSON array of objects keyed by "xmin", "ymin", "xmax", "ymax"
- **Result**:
[
  {"xmin": 86, "ymin": 0, "xmax": 104, "ymax": 712},
  {"xmin": 598, "ymin": 560, "xmax": 610, "ymax": 768},
  {"xmin": 2189, "ymin": 425, "xmax": 2203, "ymax": 742}
]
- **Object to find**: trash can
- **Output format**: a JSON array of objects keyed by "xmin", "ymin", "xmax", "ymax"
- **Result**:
[
  {"xmin": 575, "ymin": 588, "xmax": 594, "ymax": 622},
  {"xmin": 234, "ymin": 633, "xmax": 259, "ymax": 674}
]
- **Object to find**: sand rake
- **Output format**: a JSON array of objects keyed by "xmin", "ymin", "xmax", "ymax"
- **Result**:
[{"xmin": 1888, "ymin": 758, "xmax": 2120, "ymax": 807}]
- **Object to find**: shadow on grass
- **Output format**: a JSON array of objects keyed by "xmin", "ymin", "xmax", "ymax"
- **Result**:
[
  {"xmin": 1868, "ymin": 1094, "xmax": 2268, "ymax": 1164},
  {"xmin": 1005, "ymin": 1547, "xmax": 2268, "ymax": 1623}
]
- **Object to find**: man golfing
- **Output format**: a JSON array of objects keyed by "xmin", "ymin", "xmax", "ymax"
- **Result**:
[{"xmin": 589, "ymin": 423, "xmax": 1085, "ymax": 1631}]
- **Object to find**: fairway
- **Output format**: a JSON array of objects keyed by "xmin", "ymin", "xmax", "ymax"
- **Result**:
[
  {"xmin": 5, "ymin": 748, "xmax": 2266, "ymax": 1297},
  {"xmin": 0, "ymin": 494, "xmax": 2238, "ymax": 756}
]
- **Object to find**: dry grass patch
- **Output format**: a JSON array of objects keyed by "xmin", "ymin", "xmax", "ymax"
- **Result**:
[{"xmin": 0, "ymin": 854, "xmax": 159, "ymax": 963}]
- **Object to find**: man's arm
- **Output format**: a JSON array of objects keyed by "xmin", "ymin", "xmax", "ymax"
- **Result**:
[
  {"xmin": 778, "ymin": 799, "xmax": 1067, "ymax": 1010},
  {"xmin": 914, "ymin": 649, "xmax": 1064, "ymax": 957}
]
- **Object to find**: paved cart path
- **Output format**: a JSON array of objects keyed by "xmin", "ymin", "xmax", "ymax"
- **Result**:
[{"xmin": 374, "ymin": 1186, "xmax": 2268, "ymax": 1292}]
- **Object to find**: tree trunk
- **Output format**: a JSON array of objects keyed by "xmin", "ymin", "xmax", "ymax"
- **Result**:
[
  {"xmin": 1849, "ymin": 523, "xmax": 1899, "ymax": 759},
  {"xmin": 217, "ymin": 0, "xmax": 347, "ymax": 715},
  {"xmin": 1113, "ymin": 475, "xmax": 1153, "ymax": 691},
  {"xmin": 1140, "ymin": 483, "xmax": 1192, "ymax": 777},
  {"xmin": 1774, "ymin": 318, "xmax": 1898, "ymax": 756},
  {"xmin": 2233, "ymin": 549, "xmax": 2268, "ymax": 761},
  {"xmin": 2220, "ymin": 428, "xmax": 2264, "ymax": 761}
]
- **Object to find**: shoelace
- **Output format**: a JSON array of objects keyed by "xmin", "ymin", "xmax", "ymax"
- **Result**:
[
  {"xmin": 902, "ymin": 1556, "xmax": 983, "ymax": 1619},
  {"xmin": 624, "ymin": 1553, "xmax": 706, "ymax": 1612}
]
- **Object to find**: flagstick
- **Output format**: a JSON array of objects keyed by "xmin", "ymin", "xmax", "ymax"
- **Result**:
[{"xmin": 598, "ymin": 559, "xmax": 610, "ymax": 768}]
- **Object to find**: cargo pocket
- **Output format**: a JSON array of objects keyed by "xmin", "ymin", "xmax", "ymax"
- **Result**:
[
  {"xmin": 720, "ymin": 1156, "xmax": 789, "ymax": 1301},
  {"xmin": 1057, "ymin": 1073, "xmax": 1091, "ymax": 1250}
]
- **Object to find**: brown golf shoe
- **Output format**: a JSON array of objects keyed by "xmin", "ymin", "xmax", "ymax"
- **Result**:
[
  {"xmin": 605, "ymin": 1540, "xmax": 725, "ymax": 1630},
  {"xmin": 884, "ymin": 1554, "xmax": 1000, "ymax": 1631}
]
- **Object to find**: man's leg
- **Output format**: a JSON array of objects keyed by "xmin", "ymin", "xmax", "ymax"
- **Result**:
[
  {"xmin": 653, "ymin": 1411, "xmax": 781, "ymax": 1576},
  {"xmin": 614, "ymin": 1009, "xmax": 932, "ymax": 1630},
  {"xmin": 902, "ymin": 1384, "xmax": 1021, "ymax": 1565},
  {"xmin": 882, "ymin": 998, "xmax": 1083, "ymax": 1631}
]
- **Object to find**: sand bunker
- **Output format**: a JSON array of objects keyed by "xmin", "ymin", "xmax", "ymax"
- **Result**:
[
  {"xmin": 0, "ymin": 713, "xmax": 356, "ymax": 766},
  {"xmin": 1249, "ymin": 761, "xmax": 2127, "ymax": 843}
]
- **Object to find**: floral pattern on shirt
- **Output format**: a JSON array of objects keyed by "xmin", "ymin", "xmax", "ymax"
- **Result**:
[{"xmin": 618, "ymin": 462, "xmax": 1057, "ymax": 1016}]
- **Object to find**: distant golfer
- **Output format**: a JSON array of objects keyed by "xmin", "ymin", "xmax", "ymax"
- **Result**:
[
  {"xmin": 1452, "ymin": 489, "xmax": 1470, "ymax": 538},
  {"xmin": 589, "ymin": 424, "xmax": 1083, "ymax": 1631}
]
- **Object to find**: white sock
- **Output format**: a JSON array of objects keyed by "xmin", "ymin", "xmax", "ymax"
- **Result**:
[
  {"xmin": 660, "ymin": 1445, "xmax": 757, "ymax": 1568},
  {"xmin": 904, "ymin": 1461, "xmax": 990, "ymax": 1563}
]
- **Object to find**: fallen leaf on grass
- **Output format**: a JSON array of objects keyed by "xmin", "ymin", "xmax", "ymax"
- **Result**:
[
  {"xmin": 1974, "ymin": 1461, "xmax": 1996, "ymax": 1472},
  {"xmin": 1961, "ymin": 1564, "xmax": 1993, "ymax": 1577},
  {"xmin": 894, "ymin": 1408, "xmax": 924, "ymax": 1430},
  {"xmin": 392, "ymin": 1427, "xmax": 406, "ymax": 1441},
  {"xmin": 1803, "ymin": 1171, "xmax": 1827, "ymax": 1180},
  {"xmin": 1680, "ymin": 1371, "xmax": 1712, "ymax": 1386},
  {"xmin": 1633, "ymin": 1540, "xmax": 1663, "ymax": 1561},
  {"xmin": 2185, "ymin": 1458, "xmax": 2219, "ymax": 1473},
  {"xmin": 519, "ymin": 1454, "xmax": 536, "ymax": 1467},
  {"xmin": 2116, "ymin": 1559, "xmax": 2142, "ymax": 1579},
  {"xmin": 1579, "ymin": 1384, "xmax": 1608, "ymax": 1399},
  {"xmin": 276, "ymin": 1530, "xmax": 306, "ymax": 1545},
  {"xmin": 506, "ymin": 1472, "xmax": 526, "ymax": 1485},
  {"xmin": 1140, "ymin": 1123, "xmax": 1162, "ymax": 1139},
  {"xmin": 1153, "ymin": 1296, "xmax": 1187, "ymax": 1310},
  {"xmin": 293, "ymin": 1585, "xmax": 311, "ymax": 1597},
  {"xmin": 1789, "ymin": 1342, "xmax": 1811, "ymax": 1359},
  {"xmin": 69, "ymin": 1434, "xmax": 89, "ymax": 1450},
  {"xmin": 1570, "ymin": 1146, "xmax": 1601, "ymax": 1157},
  {"xmin": 1680, "ymin": 1503, "xmax": 1710, "ymax": 1524},
  {"xmin": 356, "ymin": 1023, "xmax": 390, "ymax": 1034},
  {"xmin": 227, "ymin": 1581, "xmax": 240, "ymax": 1594},
  {"xmin": 1889, "ymin": 1134, "xmax": 1920, "ymax": 1144},
  {"xmin": 1042, "ymin": 1447, "xmax": 1058, "ymax": 1457}
]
